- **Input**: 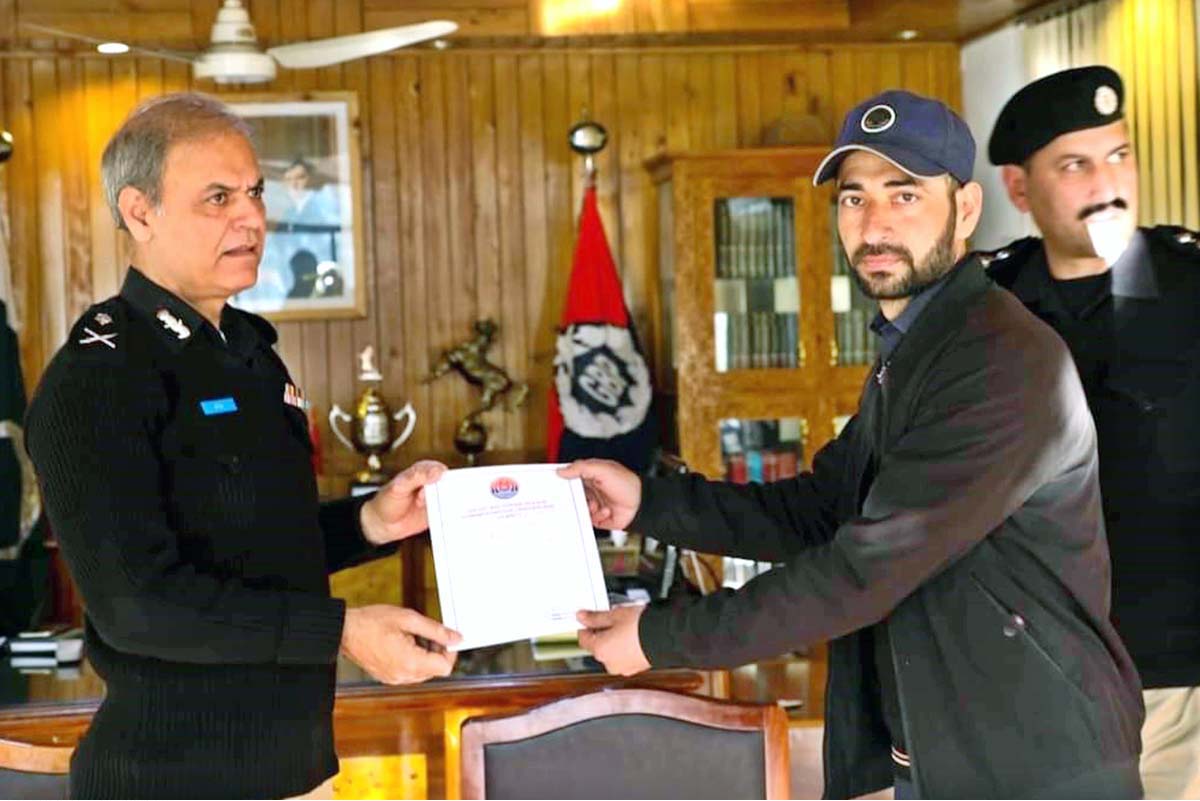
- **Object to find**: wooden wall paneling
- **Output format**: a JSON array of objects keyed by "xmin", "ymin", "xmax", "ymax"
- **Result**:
[
  {"xmin": 364, "ymin": 6, "xmax": 530, "ymax": 38},
  {"xmin": 613, "ymin": 53, "xmax": 647, "ymax": 334},
  {"xmin": 663, "ymin": 54, "xmax": 691, "ymax": 154},
  {"xmin": 877, "ymin": 49, "xmax": 902, "ymax": 94},
  {"xmin": 564, "ymin": 52, "xmax": 591, "ymax": 229},
  {"xmin": 685, "ymin": 53, "xmax": 716, "ymax": 153},
  {"xmin": 394, "ymin": 55, "xmax": 432, "ymax": 455},
  {"xmin": 493, "ymin": 53, "xmax": 530, "ymax": 454},
  {"xmin": 806, "ymin": 50, "xmax": 832, "ymax": 142},
  {"xmin": 418, "ymin": 55, "xmax": 456, "ymax": 454},
  {"xmin": 931, "ymin": 45, "xmax": 960, "ymax": 113},
  {"xmin": 445, "ymin": 52, "xmax": 479, "ymax": 448},
  {"xmin": 31, "ymin": 58, "xmax": 66, "ymax": 367},
  {"xmin": 900, "ymin": 47, "xmax": 933, "ymax": 100},
  {"xmin": 756, "ymin": 51, "xmax": 786, "ymax": 143},
  {"xmin": 538, "ymin": 51, "xmax": 571, "ymax": 459},
  {"xmin": 711, "ymin": 53, "xmax": 737, "ymax": 149},
  {"xmin": 467, "ymin": 53, "xmax": 505, "ymax": 446},
  {"xmin": 359, "ymin": 50, "xmax": 401, "ymax": 468},
  {"xmin": 81, "ymin": 58, "xmax": 116, "ymax": 307},
  {"xmin": 778, "ymin": 49, "xmax": 810, "ymax": 133},
  {"xmin": 56, "ymin": 57, "xmax": 90, "ymax": 328},
  {"xmin": 515, "ymin": 52, "xmax": 546, "ymax": 450},
  {"xmin": 590, "ymin": 52, "xmax": 620, "ymax": 269},
  {"xmin": 635, "ymin": 52, "xmax": 668, "ymax": 384},
  {"xmin": 734, "ymin": 52, "xmax": 762, "ymax": 146}
]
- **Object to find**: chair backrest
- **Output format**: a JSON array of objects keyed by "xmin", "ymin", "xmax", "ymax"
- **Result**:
[
  {"xmin": 0, "ymin": 738, "xmax": 72, "ymax": 800},
  {"xmin": 461, "ymin": 688, "xmax": 789, "ymax": 800}
]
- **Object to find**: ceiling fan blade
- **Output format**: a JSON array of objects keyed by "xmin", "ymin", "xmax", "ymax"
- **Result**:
[
  {"xmin": 266, "ymin": 20, "xmax": 458, "ymax": 69},
  {"xmin": 20, "ymin": 22, "xmax": 196, "ymax": 64}
]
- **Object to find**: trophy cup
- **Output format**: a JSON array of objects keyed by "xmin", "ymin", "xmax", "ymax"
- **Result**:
[{"xmin": 330, "ymin": 346, "xmax": 417, "ymax": 495}]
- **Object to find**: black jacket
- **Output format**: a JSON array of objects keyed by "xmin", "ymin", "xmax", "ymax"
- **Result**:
[
  {"xmin": 635, "ymin": 257, "xmax": 1144, "ymax": 798},
  {"xmin": 988, "ymin": 226, "xmax": 1200, "ymax": 689},
  {"xmin": 25, "ymin": 268, "xmax": 389, "ymax": 798}
]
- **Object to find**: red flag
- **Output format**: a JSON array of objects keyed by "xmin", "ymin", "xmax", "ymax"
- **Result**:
[{"xmin": 548, "ymin": 188, "xmax": 655, "ymax": 472}]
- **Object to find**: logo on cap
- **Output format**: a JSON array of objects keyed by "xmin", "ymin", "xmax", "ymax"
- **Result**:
[
  {"xmin": 1094, "ymin": 85, "xmax": 1118, "ymax": 116},
  {"xmin": 860, "ymin": 104, "xmax": 896, "ymax": 134}
]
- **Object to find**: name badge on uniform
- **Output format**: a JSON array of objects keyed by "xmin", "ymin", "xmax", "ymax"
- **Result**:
[
  {"xmin": 284, "ymin": 382, "xmax": 307, "ymax": 411},
  {"xmin": 200, "ymin": 397, "xmax": 239, "ymax": 416}
]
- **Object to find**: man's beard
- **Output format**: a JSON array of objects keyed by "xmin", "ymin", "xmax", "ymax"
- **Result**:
[{"xmin": 849, "ymin": 207, "xmax": 958, "ymax": 300}]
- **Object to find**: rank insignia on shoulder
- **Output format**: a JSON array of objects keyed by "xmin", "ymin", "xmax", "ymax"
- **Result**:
[
  {"xmin": 78, "ymin": 327, "xmax": 117, "ymax": 350},
  {"xmin": 94, "ymin": 312, "xmax": 112, "ymax": 327},
  {"xmin": 156, "ymin": 307, "xmax": 191, "ymax": 340},
  {"xmin": 283, "ymin": 382, "xmax": 307, "ymax": 410}
]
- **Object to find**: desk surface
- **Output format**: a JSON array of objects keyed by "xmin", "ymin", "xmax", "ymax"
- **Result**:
[{"xmin": 0, "ymin": 637, "xmax": 620, "ymax": 714}]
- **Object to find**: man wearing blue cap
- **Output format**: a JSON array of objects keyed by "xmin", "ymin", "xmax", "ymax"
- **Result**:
[
  {"xmin": 987, "ymin": 65, "xmax": 1200, "ymax": 799},
  {"xmin": 564, "ymin": 89, "xmax": 1143, "ymax": 798}
]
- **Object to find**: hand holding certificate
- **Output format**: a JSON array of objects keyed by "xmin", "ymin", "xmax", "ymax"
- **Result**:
[{"xmin": 425, "ymin": 464, "xmax": 610, "ymax": 651}]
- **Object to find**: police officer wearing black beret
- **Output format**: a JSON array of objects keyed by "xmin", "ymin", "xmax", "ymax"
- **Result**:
[
  {"xmin": 24, "ymin": 93, "xmax": 461, "ymax": 799},
  {"xmin": 987, "ymin": 65, "xmax": 1200, "ymax": 799}
]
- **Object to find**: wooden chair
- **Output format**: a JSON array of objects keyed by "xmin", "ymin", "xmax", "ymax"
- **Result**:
[
  {"xmin": 460, "ymin": 688, "xmax": 789, "ymax": 799},
  {"xmin": 0, "ymin": 737, "xmax": 72, "ymax": 799}
]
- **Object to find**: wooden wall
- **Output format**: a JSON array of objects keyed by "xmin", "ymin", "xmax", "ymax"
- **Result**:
[{"xmin": 1, "ymin": 22, "xmax": 960, "ymax": 473}]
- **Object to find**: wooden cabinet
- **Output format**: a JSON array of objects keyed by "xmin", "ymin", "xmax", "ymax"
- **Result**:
[{"xmin": 645, "ymin": 146, "xmax": 873, "ymax": 481}]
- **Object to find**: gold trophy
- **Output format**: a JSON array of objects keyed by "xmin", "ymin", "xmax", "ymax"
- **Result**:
[{"xmin": 330, "ymin": 346, "xmax": 417, "ymax": 494}]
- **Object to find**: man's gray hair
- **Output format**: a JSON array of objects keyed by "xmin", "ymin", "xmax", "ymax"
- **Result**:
[{"xmin": 100, "ymin": 92, "xmax": 253, "ymax": 231}]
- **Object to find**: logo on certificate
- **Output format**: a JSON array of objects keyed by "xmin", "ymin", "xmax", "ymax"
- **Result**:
[{"xmin": 490, "ymin": 477, "xmax": 519, "ymax": 499}]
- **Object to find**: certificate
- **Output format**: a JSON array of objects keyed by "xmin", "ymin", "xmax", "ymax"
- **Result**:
[{"xmin": 425, "ymin": 464, "xmax": 610, "ymax": 651}]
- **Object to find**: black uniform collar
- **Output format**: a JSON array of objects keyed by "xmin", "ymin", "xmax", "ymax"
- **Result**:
[
  {"xmin": 1009, "ymin": 229, "xmax": 1156, "ymax": 316},
  {"xmin": 120, "ymin": 267, "xmax": 262, "ymax": 356}
]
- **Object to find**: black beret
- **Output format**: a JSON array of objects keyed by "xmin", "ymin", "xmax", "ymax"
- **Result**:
[{"xmin": 988, "ymin": 66, "xmax": 1124, "ymax": 166}]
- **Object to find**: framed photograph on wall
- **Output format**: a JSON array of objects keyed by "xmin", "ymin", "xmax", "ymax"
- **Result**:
[{"xmin": 226, "ymin": 91, "xmax": 367, "ymax": 320}]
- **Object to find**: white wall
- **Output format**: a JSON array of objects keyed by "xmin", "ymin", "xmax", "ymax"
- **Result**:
[{"xmin": 961, "ymin": 26, "xmax": 1034, "ymax": 250}]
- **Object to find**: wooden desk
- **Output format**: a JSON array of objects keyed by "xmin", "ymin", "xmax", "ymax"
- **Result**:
[{"xmin": 0, "ymin": 645, "xmax": 705, "ymax": 799}]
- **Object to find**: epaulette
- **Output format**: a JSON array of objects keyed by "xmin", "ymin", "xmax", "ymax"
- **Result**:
[
  {"xmin": 225, "ymin": 305, "xmax": 278, "ymax": 346},
  {"xmin": 1147, "ymin": 225, "xmax": 1200, "ymax": 260},
  {"xmin": 65, "ymin": 297, "xmax": 128, "ymax": 362},
  {"xmin": 977, "ymin": 236, "xmax": 1042, "ymax": 287}
]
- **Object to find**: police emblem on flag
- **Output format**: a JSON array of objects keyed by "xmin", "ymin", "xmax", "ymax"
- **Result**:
[{"xmin": 554, "ymin": 323, "xmax": 651, "ymax": 439}]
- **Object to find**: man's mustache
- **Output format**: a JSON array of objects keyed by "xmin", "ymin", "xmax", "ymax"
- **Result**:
[
  {"xmin": 1078, "ymin": 198, "xmax": 1128, "ymax": 222},
  {"xmin": 851, "ymin": 243, "xmax": 914, "ymax": 269}
]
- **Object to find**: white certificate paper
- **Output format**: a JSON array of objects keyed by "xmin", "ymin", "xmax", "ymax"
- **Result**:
[{"xmin": 425, "ymin": 464, "xmax": 609, "ymax": 651}]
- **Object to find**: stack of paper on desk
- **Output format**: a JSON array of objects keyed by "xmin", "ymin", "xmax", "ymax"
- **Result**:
[{"xmin": 425, "ymin": 464, "xmax": 609, "ymax": 651}]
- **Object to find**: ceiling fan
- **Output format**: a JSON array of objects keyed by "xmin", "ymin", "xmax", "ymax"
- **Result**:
[{"xmin": 23, "ymin": 0, "xmax": 458, "ymax": 84}]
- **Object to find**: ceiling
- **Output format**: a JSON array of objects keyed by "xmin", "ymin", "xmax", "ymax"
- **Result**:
[{"xmin": 8, "ymin": 0, "xmax": 1059, "ymax": 52}]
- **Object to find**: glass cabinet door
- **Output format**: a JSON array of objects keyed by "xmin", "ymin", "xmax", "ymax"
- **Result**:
[
  {"xmin": 719, "ymin": 416, "xmax": 807, "ymax": 483},
  {"xmin": 829, "ymin": 203, "xmax": 878, "ymax": 367},
  {"xmin": 713, "ymin": 197, "xmax": 801, "ymax": 372}
]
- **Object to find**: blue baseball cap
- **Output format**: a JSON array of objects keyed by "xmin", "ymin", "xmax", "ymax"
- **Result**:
[{"xmin": 813, "ymin": 90, "xmax": 976, "ymax": 186}]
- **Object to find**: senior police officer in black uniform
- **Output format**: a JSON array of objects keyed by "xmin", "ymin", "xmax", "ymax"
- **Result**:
[
  {"xmin": 987, "ymin": 66, "xmax": 1200, "ymax": 799},
  {"xmin": 24, "ymin": 93, "xmax": 460, "ymax": 799}
]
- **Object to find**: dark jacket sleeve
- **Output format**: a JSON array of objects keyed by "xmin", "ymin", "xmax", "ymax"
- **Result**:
[
  {"xmin": 629, "ymin": 417, "xmax": 855, "ymax": 562},
  {"xmin": 26, "ymin": 363, "xmax": 345, "ymax": 666},
  {"xmin": 639, "ymin": 319, "xmax": 1091, "ymax": 668},
  {"xmin": 319, "ymin": 494, "xmax": 400, "ymax": 574}
]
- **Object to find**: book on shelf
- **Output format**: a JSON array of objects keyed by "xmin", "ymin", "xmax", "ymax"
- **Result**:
[{"xmin": 9, "ymin": 626, "xmax": 84, "ymax": 663}]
